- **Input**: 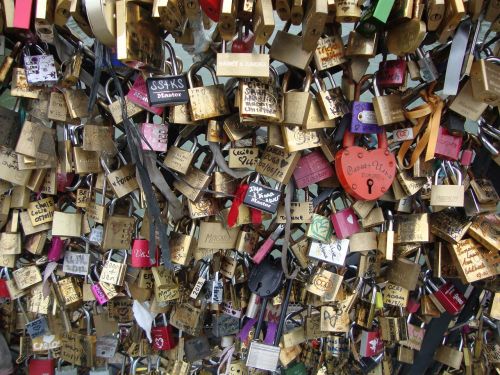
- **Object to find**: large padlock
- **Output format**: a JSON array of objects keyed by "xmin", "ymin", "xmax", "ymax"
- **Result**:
[
  {"xmin": 335, "ymin": 125, "xmax": 396, "ymax": 201},
  {"xmin": 187, "ymin": 63, "xmax": 230, "ymax": 121},
  {"xmin": 146, "ymin": 41, "xmax": 189, "ymax": 107},
  {"xmin": 372, "ymin": 75, "xmax": 405, "ymax": 126},
  {"xmin": 282, "ymin": 68, "xmax": 313, "ymax": 127},
  {"xmin": 314, "ymin": 70, "xmax": 349, "ymax": 121}
]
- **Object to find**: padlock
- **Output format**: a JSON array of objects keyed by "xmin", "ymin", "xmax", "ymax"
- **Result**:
[
  {"xmin": 173, "ymin": 146, "xmax": 217, "ymax": 202},
  {"xmin": 238, "ymin": 66, "xmax": 283, "ymax": 123},
  {"xmin": 126, "ymin": 74, "xmax": 164, "ymax": 117},
  {"xmin": 430, "ymin": 164, "xmax": 464, "ymax": 208},
  {"xmin": 146, "ymin": 41, "xmax": 189, "ymax": 107},
  {"xmin": 425, "ymin": 277, "xmax": 466, "ymax": 315},
  {"xmin": 372, "ymin": 76, "xmax": 405, "ymax": 126},
  {"xmin": 151, "ymin": 314, "xmax": 177, "ymax": 350},
  {"xmin": 470, "ymin": 56, "xmax": 500, "ymax": 105},
  {"xmin": 335, "ymin": 125, "xmax": 396, "ymax": 201},
  {"xmin": 345, "ymin": 31, "xmax": 378, "ymax": 58},
  {"xmin": 163, "ymin": 134, "xmax": 198, "ymax": 175},
  {"xmin": 301, "ymin": 0, "xmax": 328, "ymax": 51},
  {"xmin": 100, "ymin": 250, "xmax": 128, "ymax": 286},
  {"xmin": 314, "ymin": 70, "xmax": 349, "ymax": 121},
  {"xmin": 170, "ymin": 219, "xmax": 196, "ymax": 266},
  {"xmin": 100, "ymin": 154, "xmax": 139, "ymax": 199},
  {"xmin": 293, "ymin": 149, "xmax": 334, "ymax": 188},
  {"xmin": 187, "ymin": 63, "xmax": 230, "ymax": 121},
  {"xmin": 217, "ymin": 42, "xmax": 269, "ymax": 79},
  {"xmin": 140, "ymin": 113, "xmax": 168, "ymax": 153},
  {"xmin": 23, "ymin": 44, "xmax": 58, "ymax": 86},
  {"xmin": 29, "ymin": 352, "xmax": 56, "ymax": 375},
  {"xmin": 434, "ymin": 335, "xmax": 464, "ymax": 370},
  {"xmin": 102, "ymin": 196, "xmax": 135, "ymax": 251},
  {"xmin": 355, "ymin": 0, "xmax": 395, "ymax": 36},
  {"xmin": 314, "ymin": 30, "xmax": 346, "ymax": 71},
  {"xmin": 335, "ymin": 0, "xmax": 361, "ymax": 22},
  {"xmin": 282, "ymin": 68, "xmax": 313, "ymax": 127},
  {"xmin": 329, "ymin": 192, "xmax": 360, "ymax": 239},
  {"xmin": 131, "ymin": 218, "xmax": 160, "ymax": 268},
  {"xmin": 243, "ymin": 173, "xmax": 282, "ymax": 214},
  {"xmin": 376, "ymin": 58, "xmax": 407, "ymax": 89},
  {"xmin": 350, "ymin": 74, "xmax": 381, "ymax": 134}
]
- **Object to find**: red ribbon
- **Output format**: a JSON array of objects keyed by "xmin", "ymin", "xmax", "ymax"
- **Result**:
[
  {"xmin": 228, "ymin": 184, "xmax": 249, "ymax": 227},
  {"xmin": 228, "ymin": 183, "xmax": 263, "ymax": 227}
]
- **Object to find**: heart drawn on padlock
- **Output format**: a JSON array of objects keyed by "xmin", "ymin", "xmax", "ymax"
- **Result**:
[
  {"xmin": 335, "ymin": 128, "xmax": 396, "ymax": 201},
  {"xmin": 346, "ymin": 214, "xmax": 354, "ymax": 225}
]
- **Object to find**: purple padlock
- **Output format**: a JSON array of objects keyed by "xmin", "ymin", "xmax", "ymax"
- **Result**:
[
  {"xmin": 293, "ymin": 150, "xmax": 335, "ymax": 189},
  {"xmin": 350, "ymin": 74, "xmax": 382, "ymax": 134},
  {"xmin": 47, "ymin": 236, "xmax": 65, "ymax": 262},
  {"xmin": 126, "ymin": 75, "xmax": 164, "ymax": 116}
]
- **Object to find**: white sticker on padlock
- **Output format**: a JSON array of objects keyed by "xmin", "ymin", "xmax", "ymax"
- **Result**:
[
  {"xmin": 89, "ymin": 226, "xmax": 104, "ymax": 245},
  {"xmin": 221, "ymin": 302, "xmax": 242, "ymax": 318},
  {"xmin": 393, "ymin": 128, "xmax": 414, "ymax": 142},
  {"xmin": 357, "ymin": 110, "xmax": 377, "ymax": 124},
  {"xmin": 96, "ymin": 336, "xmax": 118, "ymax": 359},
  {"xmin": 308, "ymin": 238, "xmax": 349, "ymax": 266}
]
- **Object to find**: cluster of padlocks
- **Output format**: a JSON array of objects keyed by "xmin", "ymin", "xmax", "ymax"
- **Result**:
[{"xmin": 0, "ymin": 0, "xmax": 499, "ymax": 373}]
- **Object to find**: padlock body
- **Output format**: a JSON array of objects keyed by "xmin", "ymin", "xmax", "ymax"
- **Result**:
[
  {"xmin": 146, "ymin": 74, "xmax": 189, "ymax": 107},
  {"xmin": 331, "ymin": 207, "xmax": 360, "ymax": 239},
  {"xmin": 351, "ymin": 101, "xmax": 382, "ymax": 133},
  {"xmin": 434, "ymin": 282, "xmax": 466, "ymax": 315},
  {"xmin": 434, "ymin": 127, "xmax": 463, "ymax": 160},
  {"xmin": 243, "ymin": 181, "xmax": 281, "ymax": 214},
  {"xmin": 293, "ymin": 150, "xmax": 334, "ymax": 189}
]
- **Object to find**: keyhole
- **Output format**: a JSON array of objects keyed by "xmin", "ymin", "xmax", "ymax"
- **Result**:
[
  {"xmin": 256, "ymin": 281, "xmax": 262, "ymax": 292},
  {"xmin": 367, "ymin": 179, "xmax": 374, "ymax": 194}
]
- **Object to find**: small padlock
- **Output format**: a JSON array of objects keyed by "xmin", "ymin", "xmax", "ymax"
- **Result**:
[
  {"xmin": 350, "ymin": 74, "xmax": 382, "ymax": 134},
  {"xmin": 314, "ymin": 70, "xmax": 349, "ymax": 121},
  {"xmin": 243, "ymin": 173, "xmax": 282, "ymax": 214},
  {"xmin": 372, "ymin": 75, "xmax": 405, "ymax": 126},
  {"xmin": 430, "ymin": 164, "xmax": 464, "ymax": 208},
  {"xmin": 163, "ymin": 135, "xmax": 198, "ymax": 175},
  {"xmin": 329, "ymin": 192, "xmax": 360, "ymax": 239}
]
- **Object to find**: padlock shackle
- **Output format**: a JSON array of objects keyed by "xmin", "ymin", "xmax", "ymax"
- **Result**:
[
  {"xmin": 354, "ymin": 74, "xmax": 373, "ymax": 101},
  {"xmin": 342, "ymin": 127, "xmax": 389, "ymax": 149},
  {"xmin": 187, "ymin": 63, "xmax": 219, "ymax": 88},
  {"xmin": 163, "ymin": 41, "xmax": 179, "ymax": 75},
  {"xmin": 282, "ymin": 68, "xmax": 312, "ymax": 93}
]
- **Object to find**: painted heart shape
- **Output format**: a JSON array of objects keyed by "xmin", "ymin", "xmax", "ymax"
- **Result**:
[
  {"xmin": 335, "ymin": 145, "xmax": 396, "ymax": 201},
  {"xmin": 346, "ymin": 214, "xmax": 354, "ymax": 225}
]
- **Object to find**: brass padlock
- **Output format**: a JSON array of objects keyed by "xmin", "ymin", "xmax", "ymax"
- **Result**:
[
  {"xmin": 187, "ymin": 63, "xmax": 230, "ymax": 121},
  {"xmin": 163, "ymin": 135, "xmax": 198, "ymax": 175},
  {"xmin": 282, "ymin": 68, "xmax": 313, "ymax": 127},
  {"xmin": 100, "ymin": 250, "xmax": 128, "ymax": 286},
  {"xmin": 101, "ymin": 155, "xmax": 139, "ymax": 199}
]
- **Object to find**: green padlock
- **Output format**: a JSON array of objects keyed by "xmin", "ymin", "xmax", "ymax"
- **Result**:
[{"xmin": 355, "ymin": 0, "xmax": 396, "ymax": 36}]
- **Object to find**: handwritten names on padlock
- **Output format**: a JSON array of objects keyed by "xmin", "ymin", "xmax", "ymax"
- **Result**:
[
  {"xmin": 243, "ymin": 182, "xmax": 281, "ymax": 214},
  {"xmin": 383, "ymin": 283, "xmax": 409, "ymax": 307},
  {"xmin": 256, "ymin": 145, "xmax": 300, "ymax": 184},
  {"xmin": 276, "ymin": 201, "xmax": 313, "ymax": 223},
  {"xmin": 28, "ymin": 197, "xmax": 54, "ymax": 226},
  {"xmin": 63, "ymin": 251, "xmax": 91, "ymax": 276},
  {"xmin": 229, "ymin": 147, "xmax": 259, "ymax": 169},
  {"xmin": 450, "ymin": 239, "xmax": 500, "ymax": 283}
]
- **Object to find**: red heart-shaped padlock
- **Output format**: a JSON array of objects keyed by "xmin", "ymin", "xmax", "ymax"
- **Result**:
[{"xmin": 335, "ymin": 128, "xmax": 396, "ymax": 200}]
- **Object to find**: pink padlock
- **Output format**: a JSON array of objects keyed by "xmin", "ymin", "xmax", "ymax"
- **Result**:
[
  {"xmin": 434, "ymin": 127, "xmax": 463, "ymax": 161},
  {"xmin": 140, "ymin": 121, "xmax": 168, "ymax": 152},
  {"xmin": 330, "ymin": 192, "xmax": 360, "ymax": 239},
  {"xmin": 13, "ymin": 0, "xmax": 33, "ymax": 29},
  {"xmin": 126, "ymin": 75, "xmax": 164, "ymax": 116},
  {"xmin": 91, "ymin": 283, "xmax": 109, "ymax": 305},
  {"xmin": 47, "ymin": 236, "xmax": 65, "ymax": 262},
  {"xmin": 293, "ymin": 150, "xmax": 335, "ymax": 189},
  {"xmin": 359, "ymin": 330, "xmax": 384, "ymax": 357},
  {"xmin": 56, "ymin": 172, "xmax": 75, "ymax": 193}
]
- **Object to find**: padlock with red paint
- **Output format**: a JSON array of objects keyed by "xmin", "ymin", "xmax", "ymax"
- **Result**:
[
  {"xmin": 330, "ymin": 192, "xmax": 360, "ymax": 239},
  {"xmin": 126, "ymin": 75, "xmax": 164, "ymax": 116},
  {"xmin": 426, "ymin": 278, "xmax": 466, "ymax": 315},
  {"xmin": 434, "ymin": 127, "xmax": 463, "ymax": 161},
  {"xmin": 131, "ymin": 218, "xmax": 160, "ymax": 268},
  {"xmin": 293, "ymin": 149, "xmax": 335, "ymax": 189},
  {"xmin": 151, "ymin": 314, "xmax": 177, "ymax": 351},
  {"xmin": 29, "ymin": 355, "xmax": 56, "ymax": 375},
  {"xmin": 335, "ymin": 125, "xmax": 396, "ymax": 201},
  {"xmin": 47, "ymin": 236, "xmax": 65, "ymax": 262},
  {"xmin": 200, "ymin": 0, "xmax": 222, "ymax": 21},
  {"xmin": 57, "ymin": 172, "xmax": 75, "ymax": 193},
  {"xmin": 359, "ymin": 330, "xmax": 384, "ymax": 357},
  {"xmin": 0, "ymin": 268, "xmax": 11, "ymax": 298},
  {"xmin": 376, "ymin": 59, "xmax": 407, "ymax": 88},
  {"xmin": 13, "ymin": 0, "xmax": 33, "ymax": 29},
  {"xmin": 232, "ymin": 27, "xmax": 256, "ymax": 53}
]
